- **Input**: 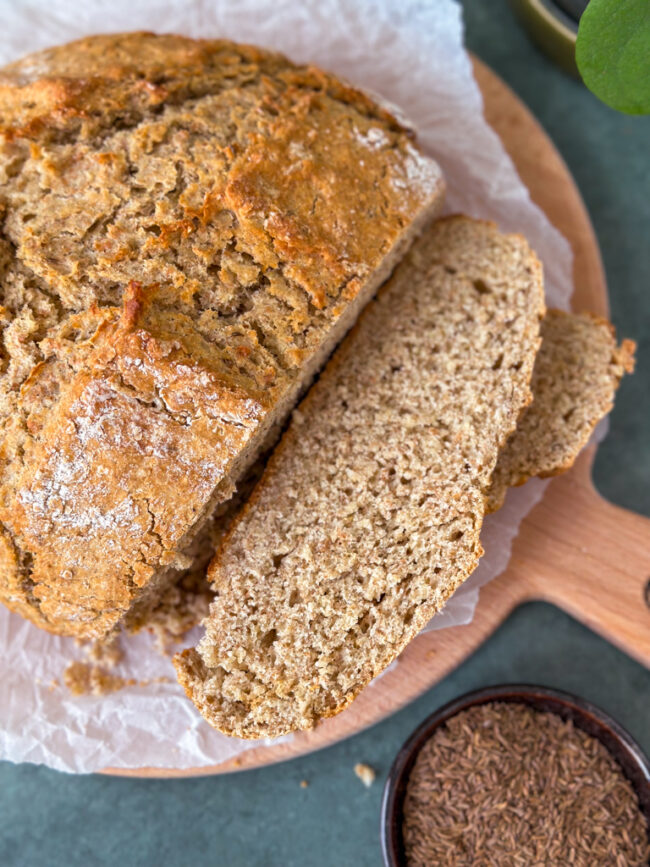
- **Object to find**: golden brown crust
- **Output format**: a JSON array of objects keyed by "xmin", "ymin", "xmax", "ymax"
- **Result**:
[
  {"xmin": 0, "ymin": 33, "xmax": 404, "ymax": 143},
  {"xmin": 1, "ymin": 299, "xmax": 266, "ymax": 638},
  {"xmin": 0, "ymin": 33, "xmax": 444, "ymax": 637}
]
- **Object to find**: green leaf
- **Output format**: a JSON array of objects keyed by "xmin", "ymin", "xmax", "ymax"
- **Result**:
[{"xmin": 576, "ymin": 0, "xmax": 650, "ymax": 115}]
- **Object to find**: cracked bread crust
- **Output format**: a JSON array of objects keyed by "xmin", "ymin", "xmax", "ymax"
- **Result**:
[
  {"xmin": 0, "ymin": 33, "xmax": 445, "ymax": 638},
  {"xmin": 1, "ymin": 285, "xmax": 266, "ymax": 636},
  {"xmin": 174, "ymin": 217, "xmax": 545, "ymax": 739}
]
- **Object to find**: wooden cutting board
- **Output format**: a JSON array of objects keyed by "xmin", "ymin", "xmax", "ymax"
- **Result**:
[{"xmin": 108, "ymin": 57, "xmax": 650, "ymax": 779}]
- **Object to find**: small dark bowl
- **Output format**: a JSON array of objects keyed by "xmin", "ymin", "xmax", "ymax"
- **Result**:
[{"xmin": 380, "ymin": 684, "xmax": 650, "ymax": 867}]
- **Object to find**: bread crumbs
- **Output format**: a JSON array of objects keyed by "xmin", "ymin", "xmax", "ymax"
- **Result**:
[
  {"xmin": 63, "ymin": 661, "xmax": 136, "ymax": 696},
  {"xmin": 354, "ymin": 763, "xmax": 376, "ymax": 787}
]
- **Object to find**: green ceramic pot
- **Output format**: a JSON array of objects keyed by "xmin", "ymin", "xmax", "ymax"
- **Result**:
[{"xmin": 509, "ymin": 0, "xmax": 586, "ymax": 77}]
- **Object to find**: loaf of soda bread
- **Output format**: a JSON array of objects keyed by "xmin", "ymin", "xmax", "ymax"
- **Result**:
[{"xmin": 0, "ymin": 33, "xmax": 444, "ymax": 639}]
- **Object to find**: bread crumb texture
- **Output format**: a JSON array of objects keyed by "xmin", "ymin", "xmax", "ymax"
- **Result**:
[
  {"xmin": 63, "ymin": 633, "xmax": 127, "ymax": 695},
  {"xmin": 137, "ymin": 308, "xmax": 632, "ymax": 654},
  {"xmin": 63, "ymin": 631, "xmax": 171, "ymax": 697},
  {"xmin": 63, "ymin": 660, "xmax": 170, "ymax": 696},
  {"xmin": 135, "ymin": 307, "xmax": 631, "ymax": 654},
  {"xmin": 0, "ymin": 32, "xmax": 443, "ymax": 639},
  {"xmin": 124, "ymin": 454, "xmax": 265, "ymax": 649},
  {"xmin": 488, "ymin": 310, "xmax": 635, "ymax": 511},
  {"xmin": 175, "ymin": 217, "xmax": 545, "ymax": 738},
  {"xmin": 63, "ymin": 660, "xmax": 135, "ymax": 697}
]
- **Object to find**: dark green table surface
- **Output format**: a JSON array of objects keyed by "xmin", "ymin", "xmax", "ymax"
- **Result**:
[{"xmin": 1, "ymin": 3, "xmax": 649, "ymax": 866}]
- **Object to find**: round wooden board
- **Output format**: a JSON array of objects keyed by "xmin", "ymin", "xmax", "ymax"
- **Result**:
[{"xmin": 106, "ymin": 57, "xmax": 650, "ymax": 779}]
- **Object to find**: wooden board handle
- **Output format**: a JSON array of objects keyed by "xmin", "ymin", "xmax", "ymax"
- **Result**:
[
  {"xmin": 518, "ymin": 453, "xmax": 650, "ymax": 668},
  {"xmin": 542, "ymin": 500, "xmax": 650, "ymax": 666}
]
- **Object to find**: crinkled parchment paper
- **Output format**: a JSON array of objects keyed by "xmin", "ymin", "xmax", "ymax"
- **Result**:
[{"xmin": 0, "ymin": 0, "xmax": 572, "ymax": 772}]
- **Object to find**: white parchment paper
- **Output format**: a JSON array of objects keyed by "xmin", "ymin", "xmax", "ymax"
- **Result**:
[{"xmin": 0, "ymin": 0, "xmax": 573, "ymax": 773}]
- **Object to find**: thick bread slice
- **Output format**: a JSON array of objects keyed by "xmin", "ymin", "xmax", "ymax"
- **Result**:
[
  {"xmin": 143, "ymin": 309, "xmax": 634, "ymax": 642},
  {"xmin": 488, "ymin": 310, "xmax": 635, "ymax": 512},
  {"xmin": 174, "ymin": 216, "xmax": 545, "ymax": 738},
  {"xmin": 146, "ymin": 311, "xmax": 634, "ymax": 642},
  {"xmin": 0, "ymin": 33, "xmax": 444, "ymax": 639}
]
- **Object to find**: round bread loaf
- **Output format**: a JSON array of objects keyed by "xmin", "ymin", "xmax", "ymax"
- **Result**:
[{"xmin": 0, "ymin": 33, "xmax": 444, "ymax": 638}]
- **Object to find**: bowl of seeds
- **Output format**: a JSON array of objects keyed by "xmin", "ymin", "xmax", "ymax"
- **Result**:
[{"xmin": 381, "ymin": 684, "xmax": 650, "ymax": 866}]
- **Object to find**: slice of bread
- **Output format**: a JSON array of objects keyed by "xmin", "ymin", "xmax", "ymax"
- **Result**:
[
  {"xmin": 140, "ymin": 311, "xmax": 634, "ymax": 643},
  {"xmin": 488, "ymin": 310, "xmax": 635, "ymax": 512},
  {"xmin": 174, "ymin": 216, "xmax": 545, "ymax": 738},
  {"xmin": 0, "ymin": 33, "xmax": 444, "ymax": 639},
  {"xmin": 148, "ymin": 310, "xmax": 633, "ymax": 644}
]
